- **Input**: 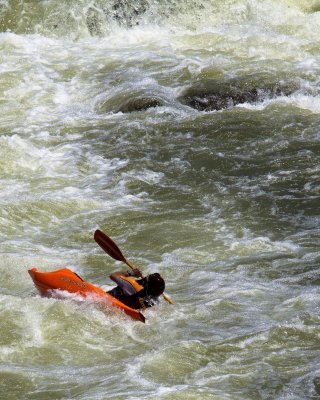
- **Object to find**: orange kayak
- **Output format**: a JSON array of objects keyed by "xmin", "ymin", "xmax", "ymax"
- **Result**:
[{"xmin": 28, "ymin": 268, "xmax": 145, "ymax": 323}]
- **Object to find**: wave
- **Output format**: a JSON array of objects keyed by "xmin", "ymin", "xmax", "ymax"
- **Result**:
[{"xmin": 1, "ymin": 0, "xmax": 318, "ymax": 38}]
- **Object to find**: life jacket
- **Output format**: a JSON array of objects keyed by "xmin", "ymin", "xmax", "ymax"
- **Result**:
[{"xmin": 107, "ymin": 276, "xmax": 152, "ymax": 310}]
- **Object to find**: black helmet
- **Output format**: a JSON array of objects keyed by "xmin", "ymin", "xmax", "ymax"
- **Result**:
[{"xmin": 146, "ymin": 273, "xmax": 165, "ymax": 297}]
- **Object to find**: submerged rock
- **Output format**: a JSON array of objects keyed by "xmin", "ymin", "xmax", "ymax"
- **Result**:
[
  {"xmin": 178, "ymin": 76, "xmax": 299, "ymax": 111},
  {"xmin": 314, "ymin": 377, "xmax": 320, "ymax": 395},
  {"xmin": 86, "ymin": 0, "xmax": 149, "ymax": 35},
  {"xmin": 118, "ymin": 96, "xmax": 164, "ymax": 113},
  {"xmin": 111, "ymin": 0, "xmax": 149, "ymax": 27},
  {"xmin": 96, "ymin": 94, "xmax": 165, "ymax": 114}
]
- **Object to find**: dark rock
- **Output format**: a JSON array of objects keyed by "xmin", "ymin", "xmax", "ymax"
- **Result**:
[
  {"xmin": 314, "ymin": 376, "xmax": 320, "ymax": 395},
  {"xmin": 85, "ymin": 1, "xmax": 149, "ymax": 35},
  {"xmin": 96, "ymin": 94, "xmax": 165, "ymax": 114},
  {"xmin": 118, "ymin": 96, "xmax": 164, "ymax": 113},
  {"xmin": 111, "ymin": 0, "xmax": 149, "ymax": 27},
  {"xmin": 178, "ymin": 76, "xmax": 299, "ymax": 111}
]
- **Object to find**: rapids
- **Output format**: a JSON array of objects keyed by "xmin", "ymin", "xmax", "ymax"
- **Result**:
[{"xmin": 0, "ymin": 1, "xmax": 320, "ymax": 399}]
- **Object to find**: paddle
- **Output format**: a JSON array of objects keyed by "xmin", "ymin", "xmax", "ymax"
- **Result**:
[{"xmin": 94, "ymin": 229, "xmax": 173, "ymax": 305}]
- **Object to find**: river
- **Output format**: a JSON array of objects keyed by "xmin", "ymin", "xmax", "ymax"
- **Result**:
[{"xmin": 0, "ymin": 1, "xmax": 320, "ymax": 399}]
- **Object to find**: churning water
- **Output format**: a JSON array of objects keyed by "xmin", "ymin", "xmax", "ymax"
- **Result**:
[{"xmin": 0, "ymin": 1, "xmax": 320, "ymax": 399}]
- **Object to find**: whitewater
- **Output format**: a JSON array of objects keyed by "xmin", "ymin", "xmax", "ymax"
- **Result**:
[{"xmin": 0, "ymin": 1, "xmax": 320, "ymax": 399}]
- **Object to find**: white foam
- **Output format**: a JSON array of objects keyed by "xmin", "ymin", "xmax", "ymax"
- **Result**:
[{"xmin": 230, "ymin": 236, "xmax": 300, "ymax": 256}]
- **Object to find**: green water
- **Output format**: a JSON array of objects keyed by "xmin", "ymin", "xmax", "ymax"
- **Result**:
[{"xmin": 0, "ymin": 1, "xmax": 320, "ymax": 399}]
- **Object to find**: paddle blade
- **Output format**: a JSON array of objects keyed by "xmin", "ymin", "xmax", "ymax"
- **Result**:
[{"xmin": 94, "ymin": 229, "xmax": 126, "ymax": 263}]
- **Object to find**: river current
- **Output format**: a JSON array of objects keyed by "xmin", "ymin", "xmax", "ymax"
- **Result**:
[{"xmin": 0, "ymin": 1, "xmax": 320, "ymax": 399}]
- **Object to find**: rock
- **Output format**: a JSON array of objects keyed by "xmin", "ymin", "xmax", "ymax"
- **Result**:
[
  {"xmin": 178, "ymin": 76, "xmax": 299, "ymax": 111},
  {"xmin": 118, "ymin": 96, "xmax": 164, "ymax": 112},
  {"xmin": 111, "ymin": 0, "xmax": 149, "ymax": 27},
  {"xmin": 314, "ymin": 376, "xmax": 320, "ymax": 395},
  {"xmin": 96, "ymin": 94, "xmax": 165, "ymax": 114}
]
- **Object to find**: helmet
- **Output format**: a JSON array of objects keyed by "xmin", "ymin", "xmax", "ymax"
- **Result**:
[{"xmin": 146, "ymin": 273, "xmax": 165, "ymax": 297}]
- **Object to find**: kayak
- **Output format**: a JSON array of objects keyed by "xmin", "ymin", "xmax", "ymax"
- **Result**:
[{"xmin": 28, "ymin": 267, "xmax": 145, "ymax": 323}]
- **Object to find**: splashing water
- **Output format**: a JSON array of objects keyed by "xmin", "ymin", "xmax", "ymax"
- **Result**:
[{"xmin": 1, "ymin": 0, "xmax": 320, "ymax": 399}]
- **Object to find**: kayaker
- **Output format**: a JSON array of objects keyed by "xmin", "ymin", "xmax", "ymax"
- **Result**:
[{"xmin": 107, "ymin": 267, "xmax": 165, "ymax": 310}]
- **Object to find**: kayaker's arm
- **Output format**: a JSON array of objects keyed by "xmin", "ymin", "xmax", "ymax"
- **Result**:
[
  {"xmin": 109, "ymin": 270, "xmax": 129, "ymax": 284},
  {"xmin": 109, "ymin": 268, "xmax": 144, "ymax": 297},
  {"xmin": 109, "ymin": 268, "xmax": 142, "ymax": 284}
]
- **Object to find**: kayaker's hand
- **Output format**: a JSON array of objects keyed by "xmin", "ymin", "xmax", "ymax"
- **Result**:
[{"xmin": 130, "ymin": 268, "xmax": 143, "ymax": 278}]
